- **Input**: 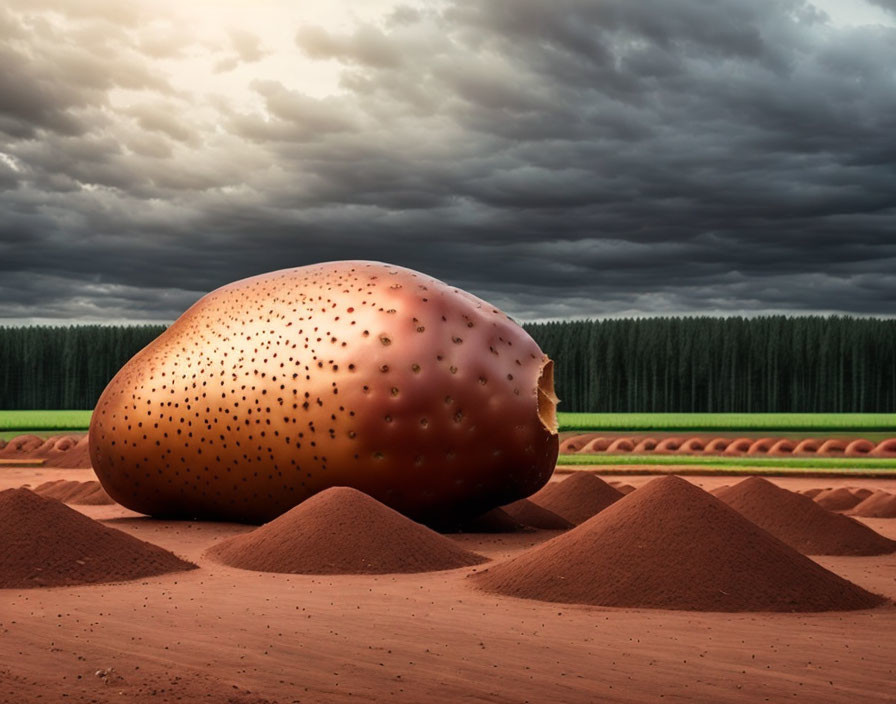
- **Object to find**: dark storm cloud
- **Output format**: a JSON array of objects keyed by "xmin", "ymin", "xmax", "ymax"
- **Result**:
[
  {"xmin": 867, "ymin": 0, "xmax": 896, "ymax": 12},
  {"xmin": 125, "ymin": 102, "xmax": 202, "ymax": 145},
  {"xmin": 296, "ymin": 24, "xmax": 405, "ymax": 67},
  {"xmin": 2, "ymin": 0, "xmax": 896, "ymax": 324}
]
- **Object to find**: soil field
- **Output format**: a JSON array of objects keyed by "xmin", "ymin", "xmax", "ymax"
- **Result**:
[
  {"xmin": 559, "ymin": 430, "xmax": 896, "ymax": 443},
  {"xmin": 559, "ymin": 433, "xmax": 896, "ymax": 458},
  {"xmin": 1, "ymin": 464, "xmax": 895, "ymax": 704}
]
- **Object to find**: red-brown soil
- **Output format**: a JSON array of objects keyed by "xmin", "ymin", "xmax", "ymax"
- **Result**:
[
  {"xmin": 606, "ymin": 437, "xmax": 634, "ymax": 452},
  {"xmin": 558, "ymin": 433, "xmax": 602, "ymax": 453},
  {"xmin": 0, "ymin": 488, "xmax": 195, "ymax": 588},
  {"xmin": 51, "ymin": 434, "xmax": 82, "ymax": 452},
  {"xmin": 654, "ymin": 437, "xmax": 683, "ymax": 452},
  {"xmin": 0, "ymin": 434, "xmax": 44, "ymax": 454},
  {"xmin": 580, "ymin": 436, "xmax": 612, "ymax": 452},
  {"xmin": 847, "ymin": 439, "xmax": 875, "ymax": 454},
  {"xmin": 632, "ymin": 436, "xmax": 658, "ymax": 452},
  {"xmin": 768, "ymin": 438, "xmax": 796, "ymax": 454},
  {"xmin": 723, "ymin": 437, "xmax": 753, "ymax": 454},
  {"xmin": 793, "ymin": 438, "xmax": 822, "ymax": 453},
  {"xmin": 43, "ymin": 436, "xmax": 93, "ymax": 468},
  {"xmin": 818, "ymin": 439, "xmax": 847, "ymax": 454},
  {"xmin": 746, "ymin": 437, "xmax": 775, "ymax": 454},
  {"xmin": 1, "ymin": 465, "xmax": 896, "ymax": 703},
  {"xmin": 609, "ymin": 481, "xmax": 637, "ymax": 495},
  {"xmin": 23, "ymin": 434, "xmax": 82, "ymax": 457},
  {"xmin": 0, "ymin": 433, "xmax": 93, "ymax": 468},
  {"xmin": 678, "ymin": 437, "xmax": 705, "ymax": 452},
  {"xmin": 851, "ymin": 487, "xmax": 874, "ymax": 500},
  {"xmin": 31, "ymin": 479, "xmax": 114, "ymax": 505},
  {"xmin": 715, "ymin": 477, "xmax": 896, "ymax": 555},
  {"xmin": 703, "ymin": 437, "xmax": 730, "ymax": 452},
  {"xmin": 815, "ymin": 487, "xmax": 864, "ymax": 512},
  {"xmin": 207, "ymin": 487, "xmax": 487, "ymax": 574},
  {"xmin": 559, "ymin": 433, "xmax": 896, "ymax": 458},
  {"xmin": 871, "ymin": 438, "xmax": 896, "ymax": 455},
  {"xmin": 32, "ymin": 436, "xmax": 58, "ymax": 455},
  {"xmin": 447, "ymin": 507, "xmax": 528, "ymax": 533},
  {"xmin": 471, "ymin": 476, "xmax": 885, "ymax": 612},
  {"xmin": 527, "ymin": 472, "xmax": 623, "ymax": 524},
  {"xmin": 801, "ymin": 487, "xmax": 827, "ymax": 498},
  {"xmin": 502, "ymin": 498, "xmax": 574, "ymax": 530},
  {"xmin": 850, "ymin": 491, "xmax": 896, "ymax": 518}
]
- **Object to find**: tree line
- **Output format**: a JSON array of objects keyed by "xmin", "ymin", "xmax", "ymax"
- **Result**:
[
  {"xmin": 0, "ymin": 325, "xmax": 166, "ymax": 410},
  {"xmin": 525, "ymin": 316, "xmax": 896, "ymax": 412},
  {"xmin": 1, "ymin": 316, "xmax": 894, "ymax": 412}
]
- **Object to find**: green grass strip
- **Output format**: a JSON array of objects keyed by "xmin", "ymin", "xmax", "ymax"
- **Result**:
[
  {"xmin": 558, "ymin": 412, "xmax": 896, "ymax": 432},
  {"xmin": 555, "ymin": 465, "xmax": 896, "ymax": 477},
  {"xmin": 0, "ymin": 410, "xmax": 94, "ymax": 431},
  {"xmin": 558, "ymin": 453, "xmax": 896, "ymax": 469}
]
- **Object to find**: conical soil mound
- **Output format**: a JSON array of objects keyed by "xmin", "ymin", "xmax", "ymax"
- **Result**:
[
  {"xmin": 715, "ymin": 477, "xmax": 896, "ymax": 555},
  {"xmin": 528, "ymin": 473, "xmax": 623, "ymax": 524},
  {"xmin": 206, "ymin": 487, "xmax": 488, "ymax": 574},
  {"xmin": 470, "ymin": 476, "xmax": 885, "ymax": 612},
  {"xmin": 0, "ymin": 489, "xmax": 195, "ymax": 588},
  {"xmin": 502, "ymin": 499, "xmax": 574, "ymax": 530},
  {"xmin": 850, "ymin": 491, "xmax": 896, "ymax": 518},
  {"xmin": 32, "ymin": 480, "xmax": 114, "ymax": 505},
  {"xmin": 814, "ymin": 487, "xmax": 863, "ymax": 512}
]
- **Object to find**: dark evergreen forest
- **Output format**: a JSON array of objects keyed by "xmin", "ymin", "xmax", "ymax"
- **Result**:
[
  {"xmin": 527, "ymin": 316, "xmax": 896, "ymax": 413},
  {"xmin": 1, "ymin": 317, "xmax": 894, "ymax": 412}
]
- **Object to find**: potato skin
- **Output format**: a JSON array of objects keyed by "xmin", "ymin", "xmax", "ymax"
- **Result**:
[{"xmin": 90, "ymin": 261, "xmax": 558, "ymax": 524}]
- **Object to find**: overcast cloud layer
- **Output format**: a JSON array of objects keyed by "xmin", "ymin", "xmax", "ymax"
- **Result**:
[{"xmin": 1, "ymin": 0, "xmax": 895, "ymax": 323}]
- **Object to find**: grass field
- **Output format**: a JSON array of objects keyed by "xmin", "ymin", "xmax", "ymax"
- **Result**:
[
  {"xmin": 557, "ymin": 412, "xmax": 896, "ymax": 432},
  {"xmin": 1, "ymin": 410, "xmax": 894, "ymax": 434},
  {"xmin": 0, "ymin": 410, "xmax": 92, "ymax": 435},
  {"xmin": 558, "ymin": 454, "xmax": 896, "ymax": 470}
]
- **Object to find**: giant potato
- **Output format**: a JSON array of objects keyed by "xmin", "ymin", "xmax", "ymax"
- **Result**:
[{"xmin": 90, "ymin": 261, "xmax": 559, "ymax": 524}]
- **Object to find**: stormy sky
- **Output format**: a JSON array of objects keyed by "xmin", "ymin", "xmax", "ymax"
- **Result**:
[{"xmin": 1, "ymin": 0, "xmax": 895, "ymax": 324}]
